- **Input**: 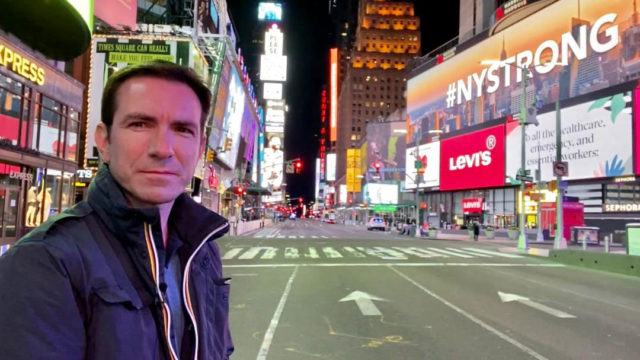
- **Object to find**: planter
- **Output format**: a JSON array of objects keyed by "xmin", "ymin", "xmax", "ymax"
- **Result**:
[
  {"xmin": 428, "ymin": 229, "xmax": 438, "ymax": 238},
  {"xmin": 468, "ymin": 229, "xmax": 474, "ymax": 239},
  {"xmin": 508, "ymin": 229, "xmax": 519, "ymax": 240},
  {"xmin": 485, "ymin": 230, "xmax": 495, "ymax": 239}
]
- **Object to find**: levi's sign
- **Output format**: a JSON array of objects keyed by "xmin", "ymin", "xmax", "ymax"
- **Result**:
[{"xmin": 440, "ymin": 125, "xmax": 505, "ymax": 191}]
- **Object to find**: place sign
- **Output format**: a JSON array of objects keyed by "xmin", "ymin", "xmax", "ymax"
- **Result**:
[{"xmin": 603, "ymin": 203, "xmax": 640, "ymax": 213}]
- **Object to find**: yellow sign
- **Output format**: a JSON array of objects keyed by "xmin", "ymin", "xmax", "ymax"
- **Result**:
[
  {"xmin": 346, "ymin": 149, "xmax": 362, "ymax": 192},
  {"xmin": 108, "ymin": 52, "xmax": 174, "ymax": 64},
  {"xmin": 0, "ymin": 43, "xmax": 45, "ymax": 86}
]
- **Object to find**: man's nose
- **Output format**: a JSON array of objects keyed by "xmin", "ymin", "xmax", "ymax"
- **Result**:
[{"xmin": 148, "ymin": 127, "xmax": 175, "ymax": 159}]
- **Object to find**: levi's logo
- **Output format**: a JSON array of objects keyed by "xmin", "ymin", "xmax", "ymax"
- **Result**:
[{"xmin": 449, "ymin": 151, "xmax": 492, "ymax": 170}]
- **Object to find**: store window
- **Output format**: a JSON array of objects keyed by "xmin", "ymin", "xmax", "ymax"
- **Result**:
[
  {"xmin": 0, "ymin": 74, "xmax": 24, "ymax": 146},
  {"xmin": 36, "ymin": 96, "xmax": 64, "ymax": 157},
  {"xmin": 66, "ymin": 109, "xmax": 79, "ymax": 162}
]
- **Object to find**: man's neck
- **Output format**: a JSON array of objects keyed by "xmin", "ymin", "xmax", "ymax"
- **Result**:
[{"xmin": 157, "ymin": 202, "xmax": 174, "ymax": 248}]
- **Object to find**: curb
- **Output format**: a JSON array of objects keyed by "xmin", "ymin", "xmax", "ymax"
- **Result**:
[{"xmin": 499, "ymin": 247, "xmax": 550, "ymax": 257}]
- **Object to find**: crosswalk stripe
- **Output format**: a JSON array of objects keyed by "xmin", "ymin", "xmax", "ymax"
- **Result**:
[
  {"xmin": 373, "ymin": 247, "xmax": 409, "ymax": 260},
  {"xmin": 266, "ymin": 234, "xmax": 276, "ymax": 238},
  {"xmin": 320, "ymin": 235, "xmax": 328, "ymax": 238},
  {"xmin": 445, "ymin": 247, "xmax": 492, "ymax": 258},
  {"xmin": 304, "ymin": 247, "xmax": 320, "ymax": 259},
  {"xmin": 462, "ymin": 248, "xmax": 523, "ymax": 258},
  {"xmin": 288, "ymin": 235, "xmax": 296, "ymax": 239},
  {"xmin": 239, "ymin": 247, "xmax": 264, "ymax": 259},
  {"xmin": 277, "ymin": 235, "xmax": 285, "ymax": 239},
  {"xmin": 343, "ymin": 246, "xmax": 366, "ymax": 258},
  {"xmin": 254, "ymin": 235, "xmax": 264, "ymax": 238},
  {"xmin": 284, "ymin": 247, "xmax": 299, "ymax": 259},
  {"xmin": 260, "ymin": 247, "xmax": 278, "ymax": 259},
  {"xmin": 222, "ymin": 248, "xmax": 244, "ymax": 260},
  {"xmin": 356, "ymin": 247, "xmax": 407, "ymax": 260},
  {"xmin": 427, "ymin": 247, "xmax": 473, "ymax": 258},
  {"xmin": 311, "ymin": 235, "xmax": 318, "ymax": 239},
  {"xmin": 392, "ymin": 247, "xmax": 444, "ymax": 258}
]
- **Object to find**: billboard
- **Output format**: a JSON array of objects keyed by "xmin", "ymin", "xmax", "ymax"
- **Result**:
[
  {"xmin": 330, "ymin": 48, "xmax": 338, "ymax": 142},
  {"xmin": 212, "ymin": 64, "xmax": 246, "ymax": 167},
  {"xmin": 346, "ymin": 149, "xmax": 362, "ymax": 192},
  {"xmin": 326, "ymin": 153, "xmax": 337, "ymax": 181},
  {"xmin": 261, "ymin": 133, "xmax": 284, "ymax": 191},
  {"xmin": 210, "ymin": 58, "xmax": 232, "ymax": 155},
  {"xmin": 405, "ymin": 142, "xmax": 440, "ymax": 189},
  {"xmin": 408, "ymin": 0, "xmax": 638, "ymax": 144},
  {"xmin": 258, "ymin": 2, "xmax": 282, "ymax": 21},
  {"xmin": 364, "ymin": 121, "xmax": 406, "ymax": 182},
  {"xmin": 94, "ymin": 0, "xmax": 135, "ymax": 30},
  {"xmin": 440, "ymin": 125, "xmax": 505, "ymax": 191},
  {"xmin": 339, "ymin": 184, "xmax": 348, "ymax": 205},
  {"xmin": 260, "ymin": 55, "xmax": 287, "ymax": 81},
  {"xmin": 264, "ymin": 25, "xmax": 284, "ymax": 55},
  {"xmin": 265, "ymin": 107, "xmax": 285, "ymax": 133},
  {"xmin": 263, "ymin": 82, "xmax": 283, "ymax": 100},
  {"xmin": 506, "ymin": 90, "xmax": 633, "ymax": 182},
  {"xmin": 364, "ymin": 183, "xmax": 398, "ymax": 205},
  {"xmin": 87, "ymin": 36, "xmax": 192, "ymax": 167}
]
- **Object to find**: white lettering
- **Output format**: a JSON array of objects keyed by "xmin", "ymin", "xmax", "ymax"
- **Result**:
[
  {"xmin": 534, "ymin": 40, "xmax": 559, "ymax": 74},
  {"xmin": 457, "ymin": 77, "xmax": 472, "ymax": 105},
  {"xmin": 449, "ymin": 151, "xmax": 493, "ymax": 171},
  {"xmin": 516, "ymin": 50, "xmax": 534, "ymax": 83},
  {"xmin": 561, "ymin": 25, "xmax": 587, "ymax": 65},
  {"xmin": 502, "ymin": 56, "xmax": 516, "ymax": 87},
  {"xmin": 485, "ymin": 62, "xmax": 501, "ymax": 93},
  {"xmin": 471, "ymin": 68, "xmax": 488, "ymax": 97},
  {"xmin": 590, "ymin": 13, "xmax": 618, "ymax": 53},
  {"xmin": 481, "ymin": 151, "xmax": 492, "ymax": 166}
]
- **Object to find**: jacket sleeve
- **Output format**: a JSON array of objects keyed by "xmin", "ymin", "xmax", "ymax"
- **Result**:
[{"xmin": 0, "ymin": 243, "xmax": 85, "ymax": 359}]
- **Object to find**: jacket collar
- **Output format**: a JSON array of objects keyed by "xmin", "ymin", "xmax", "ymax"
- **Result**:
[{"xmin": 88, "ymin": 165, "xmax": 228, "ymax": 247}]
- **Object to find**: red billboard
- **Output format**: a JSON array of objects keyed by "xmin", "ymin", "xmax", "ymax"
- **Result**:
[
  {"xmin": 440, "ymin": 125, "xmax": 505, "ymax": 191},
  {"xmin": 94, "ymin": 0, "xmax": 137, "ymax": 30},
  {"xmin": 462, "ymin": 198, "xmax": 484, "ymax": 214}
]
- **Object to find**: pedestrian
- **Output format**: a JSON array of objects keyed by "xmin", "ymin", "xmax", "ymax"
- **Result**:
[
  {"xmin": 473, "ymin": 221, "xmax": 480, "ymax": 241},
  {"xmin": 0, "ymin": 61, "xmax": 233, "ymax": 359}
]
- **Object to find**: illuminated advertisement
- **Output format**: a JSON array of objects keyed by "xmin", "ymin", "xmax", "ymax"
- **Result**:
[
  {"xmin": 330, "ymin": 48, "xmax": 338, "ymax": 142},
  {"xmin": 260, "ymin": 55, "xmax": 287, "ymax": 81},
  {"xmin": 326, "ymin": 153, "xmax": 337, "ymax": 181},
  {"xmin": 94, "ymin": 0, "xmax": 135, "ymax": 30},
  {"xmin": 264, "ymin": 25, "xmax": 284, "ymax": 55},
  {"xmin": 265, "ymin": 107, "xmax": 285, "ymax": 133},
  {"xmin": 213, "ymin": 64, "xmax": 246, "ymax": 168},
  {"xmin": 507, "ymin": 90, "xmax": 633, "ymax": 182},
  {"xmin": 87, "ymin": 36, "xmax": 192, "ymax": 167},
  {"xmin": 635, "ymin": 86, "xmax": 640, "ymax": 175},
  {"xmin": 240, "ymin": 97, "xmax": 258, "ymax": 162},
  {"xmin": 209, "ymin": 58, "xmax": 232, "ymax": 155},
  {"xmin": 440, "ymin": 125, "xmax": 505, "ymax": 191},
  {"xmin": 405, "ymin": 142, "xmax": 440, "ymax": 189},
  {"xmin": 364, "ymin": 183, "xmax": 398, "ymax": 205},
  {"xmin": 364, "ymin": 121, "xmax": 406, "ymax": 182},
  {"xmin": 339, "ymin": 184, "xmax": 348, "ymax": 205},
  {"xmin": 67, "ymin": 0, "xmax": 94, "ymax": 31},
  {"xmin": 261, "ymin": 133, "xmax": 284, "ymax": 191},
  {"xmin": 258, "ymin": 2, "xmax": 283, "ymax": 21},
  {"xmin": 408, "ymin": 0, "xmax": 638, "ymax": 144},
  {"xmin": 346, "ymin": 149, "xmax": 362, "ymax": 193},
  {"xmin": 263, "ymin": 82, "xmax": 283, "ymax": 100},
  {"xmin": 315, "ymin": 158, "xmax": 321, "ymax": 201}
]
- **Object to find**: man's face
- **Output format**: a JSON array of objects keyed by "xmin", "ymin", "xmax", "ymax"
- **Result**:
[{"xmin": 95, "ymin": 76, "xmax": 205, "ymax": 208}]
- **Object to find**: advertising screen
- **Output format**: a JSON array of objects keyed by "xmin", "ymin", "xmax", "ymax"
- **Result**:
[
  {"xmin": 364, "ymin": 184, "xmax": 398, "ymax": 205},
  {"xmin": 506, "ymin": 91, "xmax": 633, "ymax": 182},
  {"xmin": 263, "ymin": 82, "xmax": 283, "ymax": 100},
  {"xmin": 265, "ymin": 107, "xmax": 284, "ymax": 133},
  {"xmin": 212, "ymin": 65, "xmax": 246, "ymax": 168},
  {"xmin": 326, "ymin": 153, "xmax": 337, "ymax": 181},
  {"xmin": 364, "ymin": 121, "xmax": 406, "ymax": 182},
  {"xmin": 260, "ymin": 55, "xmax": 287, "ymax": 81},
  {"xmin": 258, "ymin": 2, "xmax": 282, "ymax": 21},
  {"xmin": 635, "ymin": 86, "xmax": 640, "ymax": 175},
  {"xmin": 87, "ymin": 37, "xmax": 190, "ymax": 167},
  {"xmin": 261, "ymin": 133, "xmax": 284, "ymax": 191},
  {"xmin": 209, "ymin": 58, "xmax": 231, "ymax": 154},
  {"xmin": 339, "ymin": 184, "xmax": 347, "ymax": 205},
  {"xmin": 440, "ymin": 125, "xmax": 505, "ymax": 191},
  {"xmin": 407, "ymin": 0, "xmax": 636, "ymax": 144},
  {"xmin": 264, "ymin": 25, "xmax": 284, "ymax": 55},
  {"xmin": 94, "ymin": 0, "xmax": 135, "ymax": 30},
  {"xmin": 405, "ymin": 142, "xmax": 440, "ymax": 189}
]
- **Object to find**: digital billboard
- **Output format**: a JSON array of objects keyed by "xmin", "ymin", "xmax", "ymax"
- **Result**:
[
  {"xmin": 330, "ymin": 48, "xmax": 338, "ymax": 142},
  {"xmin": 440, "ymin": 125, "xmax": 505, "ymax": 191},
  {"xmin": 364, "ymin": 184, "xmax": 398, "ymax": 205},
  {"xmin": 94, "ymin": 0, "xmax": 135, "ymax": 30},
  {"xmin": 405, "ymin": 142, "xmax": 440, "ymax": 189},
  {"xmin": 261, "ymin": 133, "xmax": 284, "ymax": 191},
  {"xmin": 265, "ymin": 107, "xmax": 284, "ymax": 133},
  {"xmin": 264, "ymin": 25, "xmax": 283, "ymax": 55},
  {"xmin": 260, "ymin": 55, "xmax": 287, "ymax": 81},
  {"xmin": 326, "ymin": 153, "xmax": 337, "ymax": 181},
  {"xmin": 209, "ymin": 58, "xmax": 232, "ymax": 155},
  {"xmin": 339, "ymin": 184, "xmax": 348, "ymax": 205},
  {"xmin": 506, "ymin": 91, "xmax": 633, "ymax": 182},
  {"xmin": 407, "ymin": 0, "xmax": 637, "ymax": 144},
  {"xmin": 263, "ymin": 82, "xmax": 283, "ymax": 100},
  {"xmin": 212, "ymin": 64, "xmax": 246, "ymax": 168},
  {"xmin": 364, "ymin": 121, "xmax": 406, "ymax": 182},
  {"xmin": 258, "ymin": 2, "xmax": 282, "ymax": 21}
]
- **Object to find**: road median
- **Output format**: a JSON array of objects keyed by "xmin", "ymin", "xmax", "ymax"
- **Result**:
[{"xmin": 548, "ymin": 250, "xmax": 640, "ymax": 277}]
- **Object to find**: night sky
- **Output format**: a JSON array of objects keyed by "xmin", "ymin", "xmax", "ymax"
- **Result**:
[{"xmin": 227, "ymin": 0, "xmax": 459, "ymax": 203}]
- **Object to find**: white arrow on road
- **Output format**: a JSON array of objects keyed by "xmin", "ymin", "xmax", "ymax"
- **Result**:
[
  {"xmin": 339, "ymin": 291, "xmax": 388, "ymax": 316},
  {"xmin": 498, "ymin": 291, "xmax": 576, "ymax": 319}
]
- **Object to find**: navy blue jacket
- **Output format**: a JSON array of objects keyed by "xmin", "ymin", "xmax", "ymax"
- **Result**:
[{"xmin": 0, "ymin": 166, "xmax": 232, "ymax": 359}]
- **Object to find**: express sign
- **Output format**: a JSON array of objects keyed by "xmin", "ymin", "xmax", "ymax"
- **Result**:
[{"xmin": 440, "ymin": 125, "xmax": 505, "ymax": 191}]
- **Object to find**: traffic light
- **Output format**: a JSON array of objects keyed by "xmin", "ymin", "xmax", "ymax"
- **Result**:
[
  {"xmin": 224, "ymin": 138, "xmax": 232, "ymax": 152},
  {"xmin": 235, "ymin": 186, "xmax": 245, "ymax": 197},
  {"xmin": 295, "ymin": 160, "xmax": 302, "ymax": 173},
  {"xmin": 206, "ymin": 149, "xmax": 214, "ymax": 162},
  {"xmin": 373, "ymin": 161, "xmax": 381, "ymax": 174}
]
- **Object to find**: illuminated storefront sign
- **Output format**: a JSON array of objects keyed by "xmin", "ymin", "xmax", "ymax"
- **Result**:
[
  {"xmin": 0, "ymin": 42, "xmax": 46, "ymax": 86},
  {"xmin": 260, "ymin": 54, "xmax": 287, "ymax": 81},
  {"xmin": 462, "ymin": 198, "xmax": 484, "ymax": 214},
  {"xmin": 346, "ymin": 149, "xmax": 362, "ymax": 192},
  {"xmin": 263, "ymin": 82, "xmax": 283, "ymax": 100},
  {"xmin": 329, "ymin": 48, "xmax": 338, "ymax": 142},
  {"xmin": 326, "ymin": 153, "xmax": 336, "ymax": 181},
  {"xmin": 408, "ymin": 0, "xmax": 636, "ymax": 143},
  {"xmin": 440, "ymin": 125, "xmax": 505, "ymax": 191},
  {"xmin": 603, "ymin": 203, "xmax": 640, "ymax": 212}
]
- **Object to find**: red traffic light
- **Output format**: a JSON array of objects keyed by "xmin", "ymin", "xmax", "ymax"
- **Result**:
[
  {"xmin": 235, "ymin": 186, "xmax": 245, "ymax": 196},
  {"xmin": 295, "ymin": 161, "xmax": 302, "ymax": 169},
  {"xmin": 373, "ymin": 161, "xmax": 381, "ymax": 173}
]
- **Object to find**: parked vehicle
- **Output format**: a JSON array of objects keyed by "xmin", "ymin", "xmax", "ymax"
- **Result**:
[{"xmin": 367, "ymin": 217, "xmax": 387, "ymax": 231}]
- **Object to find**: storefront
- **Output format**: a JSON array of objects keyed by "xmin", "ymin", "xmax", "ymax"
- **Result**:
[{"xmin": 0, "ymin": 32, "xmax": 83, "ymax": 245}]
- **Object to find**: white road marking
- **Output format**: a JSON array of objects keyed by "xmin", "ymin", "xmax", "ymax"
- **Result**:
[
  {"xmin": 343, "ymin": 247, "xmax": 367, "ymax": 258},
  {"xmin": 284, "ymin": 247, "xmax": 300, "ymax": 259},
  {"xmin": 373, "ymin": 247, "xmax": 409, "ymax": 260},
  {"xmin": 266, "ymin": 234, "xmax": 276, "ymax": 238},
  {"xmin": 254, "ymin": 235, "xmax": 264, "ymax": 238},
  {"xmin": 222, "ymin": 248, "xmax": 244, "ymax": 260},
  {"xmin": 311, "ymin": 235, "xmax": 318, "ymax": 239},
  {"xmin": 462, "ymin": 248, "xmax": 523, "ymax": 258},
  {"xmin": 303, "ymin": 247, "xmax": 320, "ymax": 259},
  {"xmin": 392, "ymin": 247, "xmax": 444, "ymax": 258},
  {"xmin": 339, "ymin": 291, "xmax": 388, "ymax": 316},
  {"xmin": 224, "ymin": 263, "xmax": 566, "ymax": 268},
  {"xmin": 390, "ymin": 267, "xmax": 549, "ymax": 360},
  {"xmin": 288, "ymin": 235, "xmax": 296, "ymax": 239},
  {"xmin": 276, "ymin": 235, "xmax": 285, "ymax": 239},
  {"xmin": 256, "ymin": 266, "xmax": 299, "ymax": 360},
  {"xmin": 320, "ymin": 235, "xmax": 328, "ymax": 238},
  {"xmin": 322, "ymin": 247, "xmax": 343, "ymax": 258},
  {"xmin": 445, "ymin": 247, "xmax": 492, "ymax": 258},
  {"xmin": 238, "ymin": 247, "xmax": 264, "ymax": 260},
  {"xmin": 427, "ymin": 247, "xmax": 473, "ymax": 258},
  {"xmin": 498, "ymin": 291, "xmax": 576, "ymax": 319},
  {"xmin": 260, "ymin": 247, "xmax": 278, "ymax": 259}
]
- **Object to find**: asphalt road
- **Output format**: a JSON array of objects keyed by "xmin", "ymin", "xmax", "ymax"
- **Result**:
[{"xmin": 219, "ymin": 219, "xmax": 640, "ymax": 360}]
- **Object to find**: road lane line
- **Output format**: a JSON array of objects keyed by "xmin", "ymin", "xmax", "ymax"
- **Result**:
[
  {"xmin": 446, "ymin": 247, "xmax": 492, "ymax": 258},
  {"xmin": 224, "ymin": 263, "xmax": 567, "ymax": 268},
  {"xmin": 222, "ymin": 248, "xmax": 244, "ymax": 260},
  {"xmin": 462, "ymin": 248, "xmax": 523, "ymax": 258},
  {"xmin": 256, "ymin": 266, "xmax": 299, "ymax": 360},
  {"xmin": 388, "ymin": 266, "xmax": 549, "ymax": 360},
  {"xmin": 427, "ymin": 247, "xmax": 474, "ymax": 258}
]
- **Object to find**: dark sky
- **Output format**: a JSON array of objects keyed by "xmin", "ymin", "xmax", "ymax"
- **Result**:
[{"xmin": 227, "ymin": 0, "xmax": 459, "ymax": 203}]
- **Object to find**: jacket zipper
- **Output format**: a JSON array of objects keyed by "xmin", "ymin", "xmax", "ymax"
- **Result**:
[
  {"xmin": 144, "ymin": 223, "xmax": 180, "ymax": 360},
  {"xmin": 182, "ymin": 222, "xmax": 230, "ymax": 360}
]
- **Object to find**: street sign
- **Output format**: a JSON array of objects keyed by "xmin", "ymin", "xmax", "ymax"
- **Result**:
[
  {"xmin": 516, "ymin": 174, "xmax": 534, "ymax": 182},
  {"xmin": 374, "ymin": 204, "xmax": 397, "ymax": 213},
  {"xmin": 553, "ymin": 161, "xmax": 569, "ymax": 177}
]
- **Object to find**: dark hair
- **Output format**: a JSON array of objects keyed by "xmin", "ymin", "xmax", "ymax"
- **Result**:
[{"xmin": 101, "ymin": 60, "xmax": 211, "ymax": 134}]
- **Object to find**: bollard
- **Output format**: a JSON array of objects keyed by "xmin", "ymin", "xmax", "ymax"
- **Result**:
[
  {"xmin": 582, "ymin": 235, "xmax": 587, "ymax": 251},
  {"xmin": 604, "ymin": 235, "xmax": 609, "ymax": 253}
]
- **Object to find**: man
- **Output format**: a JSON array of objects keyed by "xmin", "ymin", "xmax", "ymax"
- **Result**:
[{"xmin": 0, "ymin": 61, "xmax": 233, "ymax": 359}]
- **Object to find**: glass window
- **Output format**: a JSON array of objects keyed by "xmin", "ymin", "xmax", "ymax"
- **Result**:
[
  {"xmin": 0, "ymin": 75, "xmax": 24, "ymax": 146},
  {"xmin": 60, "ymin": 172, "xmax": 74, "ymax": 212}
]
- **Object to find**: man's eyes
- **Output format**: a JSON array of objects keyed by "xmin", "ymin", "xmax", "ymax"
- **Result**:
[{"xmin": 175, "ymin": 126, "xmax": 196, "ymax": 135}]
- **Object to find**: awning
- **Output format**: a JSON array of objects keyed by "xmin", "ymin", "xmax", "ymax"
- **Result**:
[{"xmin": 245, "ymin": 186, "xmax": 271, "ymax": 196}]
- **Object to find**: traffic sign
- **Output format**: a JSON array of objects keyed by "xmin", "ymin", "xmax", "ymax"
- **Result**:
[
  {"xmin": 553, "ymin": 161, "xmax": 568, "ymax": 177},
  {"xmin": 516, "ymin": 174, "xmax": 534, "ymax": 182}
]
